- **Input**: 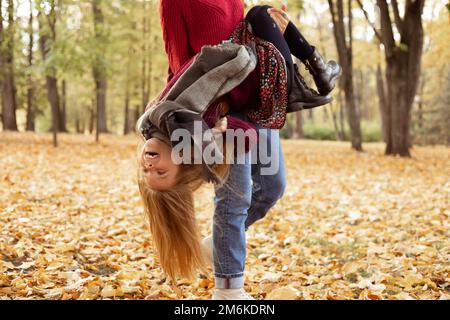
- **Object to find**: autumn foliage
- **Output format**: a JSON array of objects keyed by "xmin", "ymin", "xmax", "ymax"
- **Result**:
[{"xmin": 0, "ymin": 133, "xmax": 448, "ymax": 300}]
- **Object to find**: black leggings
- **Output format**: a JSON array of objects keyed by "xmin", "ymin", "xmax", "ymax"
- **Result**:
[{"xmin": 245, "ymin": 5, "xmax": 314, "ymax": 72}]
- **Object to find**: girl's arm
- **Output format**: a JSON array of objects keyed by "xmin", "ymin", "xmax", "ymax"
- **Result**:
[{"xmin": 204, "ymin": 97, "xmax": 258, "ymax": 153}]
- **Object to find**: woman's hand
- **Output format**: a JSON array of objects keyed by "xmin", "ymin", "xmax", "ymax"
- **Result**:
[{"xmin": 267, "ymin": 8, "xmax": 291, "ymax": 35}]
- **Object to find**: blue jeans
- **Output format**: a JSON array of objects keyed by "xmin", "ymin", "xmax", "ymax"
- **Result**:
[{"xmin": 213, "ymin": 126, "xmax": 286, "ymax": 289}]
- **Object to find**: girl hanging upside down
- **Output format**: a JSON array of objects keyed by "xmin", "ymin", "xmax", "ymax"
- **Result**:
[{"xmin": 136, "ymin": 4, "xmax": 342, "ymax": 288}]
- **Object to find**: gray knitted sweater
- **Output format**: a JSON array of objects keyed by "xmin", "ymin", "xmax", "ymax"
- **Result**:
[{"xmin": 138, "ymin": 42, "xmax": 257, "ymax": 182}]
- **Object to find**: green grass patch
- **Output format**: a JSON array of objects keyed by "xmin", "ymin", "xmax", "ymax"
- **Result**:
[{"xmin": 283, "ymin": 120, "xmax": 382, "ymax": 142}]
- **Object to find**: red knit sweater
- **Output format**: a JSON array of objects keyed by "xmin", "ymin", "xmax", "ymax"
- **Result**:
[
  {"xmin": 160, "ymin": 0, "xmax": 244, "ymax": 77},
  {"xmin": 159, "ymin": 0, "xmax": 260, "ymax": 110}
]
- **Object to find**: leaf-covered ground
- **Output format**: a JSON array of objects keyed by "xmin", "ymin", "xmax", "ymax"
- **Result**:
[{"xmin": 0, "ymin": 133, "xmax": 448, "ymax": 300}]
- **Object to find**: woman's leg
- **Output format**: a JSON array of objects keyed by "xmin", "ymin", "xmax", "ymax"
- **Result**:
[
  {"xmin": 245, "ymin": 127, "xmax": 286, "ymax": 229},
  {"xmin": 213, "ymin": 154, "xmax": 252, "ymax": 290},
  {"xmin": 212, "ymin": 127, "xmax": 286, "ymax": 295}
]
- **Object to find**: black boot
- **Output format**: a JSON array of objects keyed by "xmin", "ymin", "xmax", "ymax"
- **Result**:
[
  {"xmin": 287, "ymin": 63, "xmax": 332, "ymax": 113},
  {"xmin": 304, "ymin": 48, "xmax": 342, "ymax": 96}
]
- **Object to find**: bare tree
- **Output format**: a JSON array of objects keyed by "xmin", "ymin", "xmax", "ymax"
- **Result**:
[
  {"xmin": 291, "ymin": 113, "xmax": 304, "ymax": 139},
  {"xmin": 92, "ymin": 0, "xmax": 108, "ymax": 138},
  {"xmin": 330, "ymin": 102, "xmax": 344, "ymax": 141},
  {"xmin": 1, "ymin": 0, "xmax": 18, "ymax": 131},
  {"xmin": 38, "ymin": 0, "xmax": 61, "ymax": 146},
  {"xmin": 26, "ymin": 0, "xmax": 35, "ymax": 131},
  {"xmin": 376, "ymin": 63, "xmax": 388, "ymax": 143},
  {"xmin": 89, "ymin": 101, "xmax": 95, "ymax": 135},
  {"xmin": 0, "ymin": 0, "xmax": 4, "ymax": 128},
  {"xmin": 328, "ymin": 0, "xmax": 363, "ymax": 151},
  {"xmin": 37, "ymin": 0, "xmax": 67, "ymax": 137},
  {"xmin": 357, "ymin": 0, "xmax": 426, "ymax": 156},
  {"xmin": 123, "ymin": 49, "xmax": 132, "ymax": 135},
  {"xmin": 141, "ymin": 0, "xmax": 150, "ymax": 114},
  {"xmin": 61, "ymin": 79, "xmax": 67, "ymax": 131}
]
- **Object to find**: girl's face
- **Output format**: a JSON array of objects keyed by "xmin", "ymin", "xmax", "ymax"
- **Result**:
[{"xmin": 140, "ymin": 138, "xmax": 180, "ymax": 191}]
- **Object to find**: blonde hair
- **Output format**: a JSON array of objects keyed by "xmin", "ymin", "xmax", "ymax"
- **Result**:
[{"xmin": 138, "ymin": 155, "xmax": 229, "ymax": 280}]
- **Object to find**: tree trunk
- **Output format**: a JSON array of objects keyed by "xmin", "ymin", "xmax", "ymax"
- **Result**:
[
  {"xmin": 37, "ymin": 0, "xmax": 61, "ymax": 145},
  {"xmin": 357, "ymin": 0, "xmax": 425, "ymax": 156},
  {"xmin": 123, "ymin": 26, "xmax": 134, "ymax": 136},
  {"xmin": 377, "ymin": 0, "xmax": 425, "ymax": 157},
  {"xmin": 26, "ymin": 0, "xmax": 35, "ymax": 132},
  {"xmin": 60, "ymin": 79, "xmax": 67, "ymax": 132},
  {"xmin": 296, "ymin": 113, "xmax": 304, "ymax": 139},
  {"xmin": 291, "ymin": 112, "xmax": 304, "ymax": 139},
  {"xmin": 0, "ymin": 2, "xmax": 2, "ymax": 128},
  {"xmin": 328, "ymin": 0, "xmax": 363, "ymax": 151},
  {"xmin": 376, "ymin": 64, "xmax": 388, "ymax": 143},
  {"xmin": 123, "ymin": 88, "xmax": 130, "ymax": 135},
  {"xmin": 417, "ymin": 76, "xmax": 425, "ymax": 131},
  {"xmin": 134, "ymin": 106, "xmax": 140, "ymax": 126},
  {"xmin": 92, "ymin": 0, "xmax": 108, "ymax": 135},
  {"xmin": 94, "ymin": 78, "xmax": 107, "ymax": 136},
  {"xmin": 80, "ymin": 117, "xmax": 85, "ymax": 134},
  {"xmin": 356, "ymin": 69, "xmax": 368, "ymax": 119},
  {"xmin": 338, "ymin": 88, "xmax": 346, "ymax": 139},
  {"xmin": 385, "ymin": 56, "xmax": 411, "ymax": 156},
  {"xmin": 89, "ymin": 104, "xmax": 95, "ymax": 134},
  {"xmin": 141, "ymin": 0, "xmax": 150, "ymax": 114},
  {"xmin": 308, "ymin": 109, "xmax": 314, "ymax": 123},
  {"xmin": 330, "ymin": 102, "xmax": 343, "ymax": 141},
  {"xmin": 343, "ymin": 76, "xmax": 362, "ymax": 149},
  {"xmin": 46, "ymin": 76, "xmax": 60, "ymax": 146},
  {"xmin": 323, "ymin": 107, "xmax": 329, "ymax": 122},
  {"xmin": 1, "ymin": 0, "xmax": 18, "ymax": 131},
  {"xmin": 75, "ymin": 117, "xmax": 81, "ymax": 134},
  {"xmin": 148, "ymin": 28, "xmax": 155, "ymax": 109}
]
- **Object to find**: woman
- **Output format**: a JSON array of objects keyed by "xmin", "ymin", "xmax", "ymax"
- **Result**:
[{"xmin": 155, "ymin": 0, "xmax": 339, "ymax": 300}]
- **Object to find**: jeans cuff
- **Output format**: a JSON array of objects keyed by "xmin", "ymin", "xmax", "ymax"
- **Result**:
[{"xmin": 214, "ymin": 275, "xmax": 245, "ymax": 289}]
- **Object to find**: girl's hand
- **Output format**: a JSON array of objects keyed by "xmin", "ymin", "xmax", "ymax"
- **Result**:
[
  {"xmin": 213, "ymin": 117, "xmax": 228, "ymax": 135},
  {"xmin": 218, "ymin": 96, "xmax": 231, "ymax": 116},
  {"xmin": 212, "ymin": 97, "xmax": 229, "ymax": 136},
  {"xmin": 211, "ymin": 117, "xmax": 227, "ymax": 143},
  {"xmin": 267, "ymin": 8, "xmax": 291, "ymax": 35}
]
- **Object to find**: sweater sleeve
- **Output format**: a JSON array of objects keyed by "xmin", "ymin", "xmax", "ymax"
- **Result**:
[{"xmin": 160, "ymin": 0, "xmax": 193, "ymax": 80}]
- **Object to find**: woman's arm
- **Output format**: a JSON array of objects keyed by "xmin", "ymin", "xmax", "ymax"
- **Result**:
[{"xmin": 160, "ymin": 0, "xmax": 193, "ymax": 81}]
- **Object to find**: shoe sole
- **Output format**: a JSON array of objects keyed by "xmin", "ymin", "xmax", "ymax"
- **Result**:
[
  {"xmin": 289, "ymin": 96, "xmax": 333, "ymax": 112},
  {"xmin": 302, "ymin": 96, "xmax": 333, "ymax": 109}
]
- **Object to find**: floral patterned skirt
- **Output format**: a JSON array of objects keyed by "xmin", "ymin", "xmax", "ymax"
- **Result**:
[{"xmin": 228, "ymin": 20, "xmax": 289, "ymax": 129}]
